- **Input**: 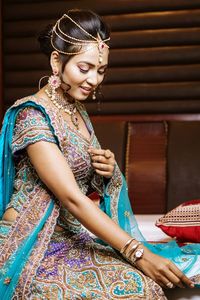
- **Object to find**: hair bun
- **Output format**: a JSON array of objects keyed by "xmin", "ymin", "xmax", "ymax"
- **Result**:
[{"xmin": 37, "ymin": 24, "xmax": 54, "ymax": 56}]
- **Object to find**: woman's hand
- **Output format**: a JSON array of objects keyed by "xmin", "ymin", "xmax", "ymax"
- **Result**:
[
  {"xmin": 88, "ymin": 147, "xmax": 115, "ymax": 178},
  {"xmin": 135, "ymin": 246, "xmax": 195, "ymax": 289}
]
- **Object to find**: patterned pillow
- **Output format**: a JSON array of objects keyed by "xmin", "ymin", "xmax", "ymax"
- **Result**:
[{"xmin": 155, "ymin": 199, "xmax": 200, "ymax": 242}]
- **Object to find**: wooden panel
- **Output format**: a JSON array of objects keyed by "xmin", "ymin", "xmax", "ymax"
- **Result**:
[
  {"xmin": 5, "ymin": 10, "xmax": 200, "ymax": 37},
  {"xmin": 92, "ymin": 120, "xmax": 127, "ymax": 172},
  {"xmin": 167, "ymin": 122, "xmax": 200, "ymax": 210},
  {"xmin": 105, "ymin": 65, "xmax": 200, "ymax": 84},
  {"xmin": 5, "ymin": 82, "xmax": 200, "ymax": 105},
  {"xmin": 4, "ymin": 54, "xmax": 50, "ymax": 70},
  {"xmin": 90, "ymin": 114, "xmax": 200, "ymax": 214},
  {"xmin": 5, "ymin": 65, "xmax": 200, "ymax": 87},
  {"xmin": 5, "ymin": 46, "xmax": 200, "ymax": 70},
  {"xmin": 100, "ymin": 82, "xmax": 200, "ymax": 101},
  {"xmin": 126, "ymin": 122, "xmax": 167, "ymax": 214},
  {"xmin": 111, "ymin": 28, "xmax": 200, "ymax": 48},
  {"xmin": 2, "ymin": 1, "xmax": 200, "ymax": 114},
  {"xmin": 4, "ymin": 28, "xmax": 200, "ymax": 53},
  {"xmin": 105, "ymin": 10, "xmax": 200, "ymax": 31},
  {"xmin": 4, "ymin": 0, "xmax": 200, "ymax": 20},
  {"xmin": 90, "ymin": 114, "xmax": 200, "ymax": 122},
  {"xmin": 109, "ymin": 46, "xmax": 200, "ymax": 66},
  {"xmin": 86, "ymin": 100, "xmax": 200, "ymax": 115}
]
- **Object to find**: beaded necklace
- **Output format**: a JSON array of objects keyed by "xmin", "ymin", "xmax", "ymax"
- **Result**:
[{"xmin": 45, "ymin": 87, "xmax": 79, "ymax": 130}]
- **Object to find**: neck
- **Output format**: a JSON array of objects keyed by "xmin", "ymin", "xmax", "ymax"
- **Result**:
[{"xmin": 58, "ymin": 88, "xmax": 75, "ymax": 104}]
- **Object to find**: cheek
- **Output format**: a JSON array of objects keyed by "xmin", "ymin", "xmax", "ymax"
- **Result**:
[
  {"xmin": 98, "ymin": 75, "xmax": 105, "ymax": 85},
  {"xmin": 62, "ymin": 67, "xmax": 82, "ymax": 85}
]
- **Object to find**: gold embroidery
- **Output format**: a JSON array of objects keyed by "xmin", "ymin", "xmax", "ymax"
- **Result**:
[
  {"xmin": 124, "ymin": 211, "xmax": 130, "ymax": 217},
  {"xmin": 4, "ymin": 277, "xmax": 11, "ymax": 285}
]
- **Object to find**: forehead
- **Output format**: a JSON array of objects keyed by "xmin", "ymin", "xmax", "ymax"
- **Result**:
[{"xmin": 69, "ymin": 44, "xmax": 109, "ymax": 66}]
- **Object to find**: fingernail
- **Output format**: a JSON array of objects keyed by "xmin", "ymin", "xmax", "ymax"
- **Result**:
[{"xmin": 190, "ymin": 283, "xmax": 195, "ymax": 288}]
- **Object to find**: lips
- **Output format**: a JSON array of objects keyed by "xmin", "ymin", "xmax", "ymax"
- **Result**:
[{"xmin": 80, "ymin": 86, "xmax": 92, "ymax": 95}]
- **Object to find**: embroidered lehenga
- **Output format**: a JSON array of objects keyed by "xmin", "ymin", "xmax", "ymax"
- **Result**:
[{"xmin": 0, "ymin": 96, "xmax": 199, "ymax": 299}]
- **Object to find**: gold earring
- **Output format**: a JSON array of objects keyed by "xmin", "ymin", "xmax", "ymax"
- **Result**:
[
  {"xmin": 38, "ymin": 75, "xmax": 49, "ymax": 90},
  {"xmin": 48, "ymin": 71, "xmax": 61, "ymax": 100},
  {"xmin": 92, "ymin": 89, "xmax": 96, "ymax": 100}
]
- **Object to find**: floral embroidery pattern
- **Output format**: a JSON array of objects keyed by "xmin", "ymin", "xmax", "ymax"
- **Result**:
[
  {"xmin": 30, "ymin": 231, "xmax": 166, "ymax": 299},
  {"xmin": 0, "ymin": 96, "xmax": 168, "ymax": 299}
]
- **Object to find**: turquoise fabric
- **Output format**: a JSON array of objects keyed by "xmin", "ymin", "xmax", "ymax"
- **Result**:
[
  {"xmin": 0, "ymin": 200, "xmax": 54, "ymax": 299},
  {"xmin": 102, "ymin": 175, "xmax": 200, "ymax": 286},
  {"xmin": 0, "ymin": 99, "xmax": 199, "ymax": 297},
  {"xmin": 0, "ymin": 101, "xmax": 58, "ymax": 298},
  {"xmin": 0, "ymin": 101, "xmax": 58, "ymax": 218},
  {"xmin": 103, "ymin": 175, "xmax": 145, "ymax": 241}
]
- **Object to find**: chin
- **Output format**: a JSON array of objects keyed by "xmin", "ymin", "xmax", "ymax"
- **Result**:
[{"xmin": 75, "ymin": 94, "xmax": 89, "ymax": 101}]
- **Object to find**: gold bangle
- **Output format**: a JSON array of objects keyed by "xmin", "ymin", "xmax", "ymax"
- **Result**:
[
  {"xmin": 125, "ymin": 242, "xmax": 141, "ymax": 260},
  {"xmin": 120, "ymin": 238, "xmax": 135, "ymax": 255}
]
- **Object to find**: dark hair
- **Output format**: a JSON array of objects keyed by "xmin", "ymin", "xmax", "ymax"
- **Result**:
[{"xmin": 38, "ymin": 9, "xmax": 110, "ymax": 69}]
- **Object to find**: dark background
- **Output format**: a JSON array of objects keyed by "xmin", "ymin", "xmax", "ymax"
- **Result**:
[{"xmin": 1, "ymin": 0, "xmax": 200, "ymax": 121}]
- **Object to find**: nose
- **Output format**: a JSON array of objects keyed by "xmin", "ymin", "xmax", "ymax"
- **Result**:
[{"xmin": 86, "ymin": 71, "xmax": 98, "ymax": 87}]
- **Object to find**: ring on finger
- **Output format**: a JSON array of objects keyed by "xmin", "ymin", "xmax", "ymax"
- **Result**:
[
  {"xmin": 166, "ymin": 282, "xmax": 174, "ymax": 289},
  {"xmin": 104, "ymin": 149, "xmax": 112, "ymax": 159}
]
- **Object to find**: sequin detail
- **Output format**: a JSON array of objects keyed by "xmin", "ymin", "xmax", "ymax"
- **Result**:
[
  {"xmin": 30, "ymin": 231, "xmax": 166, "ymax": 299},
  {"xmin": 0, "ymin": 96, "xmax": 168, "ymax": 299}
]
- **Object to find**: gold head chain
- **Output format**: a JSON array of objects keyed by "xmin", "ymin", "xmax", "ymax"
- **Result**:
[{"xmin": 51, "ymin": 14, "xmax": 110, "ymax": 63}]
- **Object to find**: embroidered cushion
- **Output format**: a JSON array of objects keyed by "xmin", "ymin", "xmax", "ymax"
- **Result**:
[{"xmin": 155, "ymin": 199, "xmax": 200, "ymax": 242}]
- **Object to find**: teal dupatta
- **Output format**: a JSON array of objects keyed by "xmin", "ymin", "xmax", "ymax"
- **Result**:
[
  {"xmin": 0, "ymin": 99, "xmax": 199, "ymax": 298},
  {"xmin": 104, "ymin": 174, "xmax": 200, "ymax": 287},
  {"xmin": 0, "ymin": 101, "xmax": 57, "ymax": 298}
]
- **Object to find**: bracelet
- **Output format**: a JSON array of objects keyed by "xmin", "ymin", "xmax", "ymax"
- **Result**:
[
  {"xmin": 121, "ymin": 240, "xmax": 144, "ymax": 266},
  {"xmin": 131, "ymin": 248, "xmax": 144, "ymax": 265},
  {"xmin": 120, "ymin": 238, "xmax": 135, "ymax": 255},
  {"xmin": 125, "ymin": 242, "xmax": 141, "ymax": 260}
]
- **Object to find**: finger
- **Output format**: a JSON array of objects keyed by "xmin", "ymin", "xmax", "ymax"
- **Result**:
[
  {"xmin": 158, "ymin": 275, "xmax": 174, "ymax": 289},
  {"xmin": 165, "ymin": 282, "xmax": 175, "ymax": 289},
  {"xmin": 95, "ymin": 169, "xmax": 112, "ymax": 178},
  {"xmin": 88, "ymin": 148, "xmax": 106, "ymax": 156},
  {"xmin": 92, "ymin": 162, "xmax": 114, "ymax": 172},
  {"xmin": 88, "ymin": 147, "xmax": 114, "ymax": 160},
  {"xmin": 169, "ymin": 263, "xmax": 194, "ymax": 288},
  {"xmin": 104, "ymin": 149, "xmax": 113, "ymax": 159},
  {"xmin": 92, "ymin": 155, "xmax": 115, "ymax": 166},
  {"xmin": 162, "ymin": 272, "xmax": 184, "ymax": 288},
  {"xmin": 91, "ymin": 155, "xmax": 107, "ymax": 163}
]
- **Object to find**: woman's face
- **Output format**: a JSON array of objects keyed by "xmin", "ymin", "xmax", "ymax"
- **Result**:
[{"xmin": 60, "ymin": 44, "xmax": 109, "ymax": 100}]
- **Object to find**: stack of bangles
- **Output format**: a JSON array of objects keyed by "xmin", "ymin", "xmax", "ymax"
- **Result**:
[{"xmin": 120, "ymin": 238, "xmax": 144, "ymax": 265}]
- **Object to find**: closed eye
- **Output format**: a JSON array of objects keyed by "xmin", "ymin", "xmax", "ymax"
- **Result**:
[{"xmin": 79, "ymin": 67, "xmax": 89, "ymax": 74}]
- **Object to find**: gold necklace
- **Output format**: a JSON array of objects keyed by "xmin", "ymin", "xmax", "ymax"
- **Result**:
[{"xmin": 45, "ymin": 87, "xmax": 79, "ymax": 130}]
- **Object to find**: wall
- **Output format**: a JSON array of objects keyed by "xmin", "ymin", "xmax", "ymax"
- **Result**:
[{"xmin": 2, "ymin": 0, "xmax": 200, "ymax": 115}]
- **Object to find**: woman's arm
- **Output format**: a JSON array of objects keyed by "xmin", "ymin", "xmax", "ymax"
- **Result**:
[
  {"xmin": 27, "ymin": 141, "xmax": 130, "ymax": 250},
  {"xmin": 27, "ymin": 141, "xmax": 194, "ymax": 289}
]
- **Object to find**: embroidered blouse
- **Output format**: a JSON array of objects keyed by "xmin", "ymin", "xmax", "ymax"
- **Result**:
[{"xmin": 7, "ymin": 105, "xmax": 104, "ymax": 232}]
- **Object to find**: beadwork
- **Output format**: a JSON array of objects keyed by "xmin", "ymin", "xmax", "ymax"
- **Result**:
[{"xmin": 45, "ymin": 86, "xmax": 79, "ymax": 130}]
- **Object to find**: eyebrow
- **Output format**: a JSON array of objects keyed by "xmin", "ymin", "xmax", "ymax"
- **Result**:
[{"xmin": 78, "ymin": 61, "xmax": 108, "ymax": 68}]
